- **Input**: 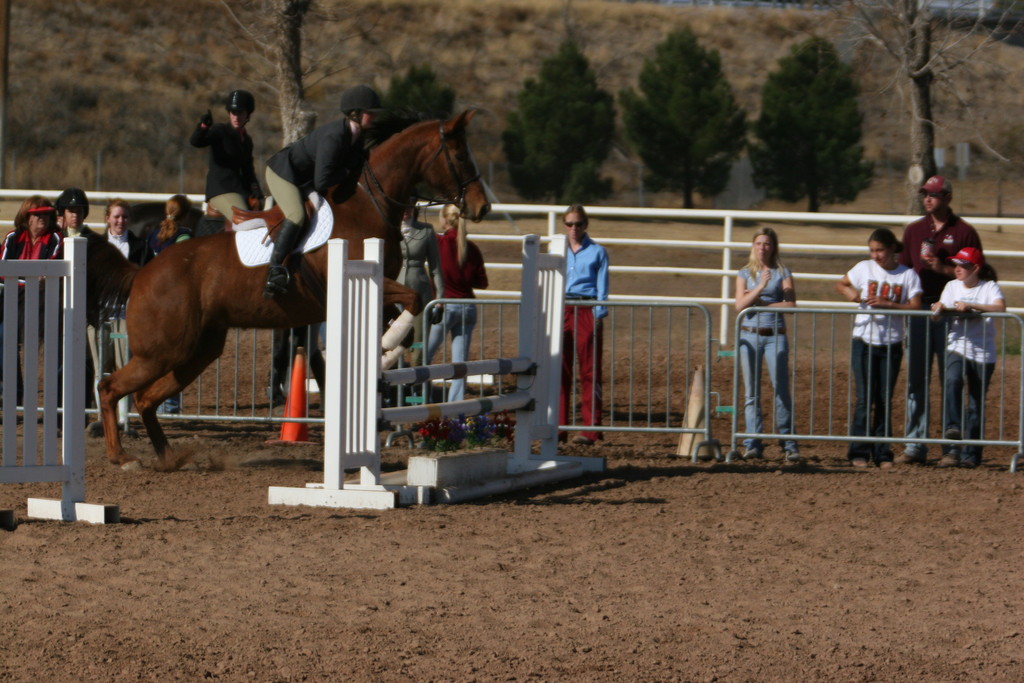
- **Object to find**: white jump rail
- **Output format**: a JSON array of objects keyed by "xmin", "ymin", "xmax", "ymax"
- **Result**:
[
  {"xmin": 1, "ymin": 238, "xmax": 118, "ymax": 525},
  {"xmin": 268, "ymin": 235, "xmax": 603, "ymax": 510}
]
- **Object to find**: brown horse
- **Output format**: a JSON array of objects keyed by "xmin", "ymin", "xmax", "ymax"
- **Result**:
[{"xmin": 86, "ymin": 110, "xmax": 489, "ymax": 471}]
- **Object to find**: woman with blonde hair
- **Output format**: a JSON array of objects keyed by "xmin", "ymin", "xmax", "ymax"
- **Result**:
[
  {"xmin": 424, "ymin": 203, "xmax": 488, "ymax": 402},
  {"xmin": 734, "ymin": 227, "xmax": 798, "ymax": 461}
]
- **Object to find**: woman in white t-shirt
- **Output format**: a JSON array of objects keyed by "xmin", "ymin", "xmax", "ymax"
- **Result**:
[
  {"xmin": 930, "ymin": 247, "xmax": 1005, "ymax": 468},
  {"xmin": 836, "ymin": 228, "xmax": 922, "ymax": 468}
]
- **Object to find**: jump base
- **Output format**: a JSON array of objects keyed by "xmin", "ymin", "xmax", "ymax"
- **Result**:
[
  {"xmin": 268, "ymin": 451, "xmax": 603, "ymax": 510},
  {"xmin": 25, "ymin": 499, "xmax": 121, "ymax": 524}
]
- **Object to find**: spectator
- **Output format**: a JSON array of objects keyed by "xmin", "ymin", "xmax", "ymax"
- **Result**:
[
  {"xmin": 55, "ymin": 187, "xmax": 89, "ymax": 238},
  {"xmin": 1, "ymin": 197, "xmax": 63, "ymax": 405},
  {"xmin": 87, "ymin": 200, "xmax": 148, "ymax": 416},
  {"xmin": 190, "ymin": 89, "xmax": 263, "ymax": 236},
  {"xmin": 734, "ymin": 227, "xmax": 799, "ymax": 462},
  {"xmin": 558, "ymin": 204, "xmax": 609, "ymax": 447},
  {"xmin": 103, "ymin": 199, "xmax": 149, "ymax": 265},
  {"xmin": 835, "ymin": 228, "xmax": 922, "ymax": 468},
  {"xmin": 931, "ymin": 247, "xmax": 1005, "ymax": 468},
  {"xmin": 146, "ymin": 195, "xmax": 193, "ymax": 414},
  {"xmin": 898, "ymin": 175, "xmax": 983, "ymax": 464},
  {"xmin": 263, "ymin": 84, "xmax": 381, "ymax": 299},
  {"xmin": 397, "ymin": 200, "xmax": 443, "ymax": 368},
  {"xmin": 424, "ymin": 203, "xmax": 488, "ymax": 403},
  {"xmin": 146, "ymin": 194, "xmax": 193, "ymax": 262}
]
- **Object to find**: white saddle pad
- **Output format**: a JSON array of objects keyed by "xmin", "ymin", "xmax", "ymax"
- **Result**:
[{"xmin": 234, "ymin": 192, "xmax": 333, "ymax": 267}]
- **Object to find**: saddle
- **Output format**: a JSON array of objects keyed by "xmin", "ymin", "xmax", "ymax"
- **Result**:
[{"xmin": 232, "ymin": 201, "xmax": 316, "ymax": 242}]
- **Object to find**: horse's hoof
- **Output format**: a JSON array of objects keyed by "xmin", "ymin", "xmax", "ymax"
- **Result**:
[{"xmin": 120, "ymin": 460, "xmax": 143, "ymax": 472}]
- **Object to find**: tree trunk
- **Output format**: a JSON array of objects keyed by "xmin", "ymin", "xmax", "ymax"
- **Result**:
[
  {"xmin": 271, "ymin": 0, "xmax": 316, "ymax": 146},
  {"xmin": 906, "ymin": 4, "xmax": 936, "ymax": 214}
]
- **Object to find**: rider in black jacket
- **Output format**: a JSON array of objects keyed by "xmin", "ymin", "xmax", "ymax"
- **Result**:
[
  {"xmin": 261, "ymin": 84, "xmax": 382, "ymax": 299},
  {"xmin": 190, "ymin": 89, "xmax": 263, "ymax": 227}
]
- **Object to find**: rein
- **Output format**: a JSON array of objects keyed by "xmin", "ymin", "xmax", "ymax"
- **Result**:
[{"xmin": 359, "ymin": 120, "xmax": 480, "ymax": 219}]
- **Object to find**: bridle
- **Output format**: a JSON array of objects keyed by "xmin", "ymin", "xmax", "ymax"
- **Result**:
[{"xmin": 359, "ymin": 120, "xmax": 481, "ymax": 222}]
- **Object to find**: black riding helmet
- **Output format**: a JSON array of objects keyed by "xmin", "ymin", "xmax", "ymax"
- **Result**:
[
  {"xmin": 55, "ymin": 187, "xmax": 89, "ymax": 219},
  {"xmin": 339, "ymin": 84, "xmax": 381, "ymax": 117},
  {"xmin": 226, "ymin": 89, "xmax": 255, "ymax": 115}
]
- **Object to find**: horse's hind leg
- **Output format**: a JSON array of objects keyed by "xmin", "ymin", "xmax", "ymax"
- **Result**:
[
  {"xmin": 136, "ymin": 328, "xmax": 228, "ymax": 472},
  {"xmin": 99, "ymin": 356, "xmax": 174, "ymax": 467}
]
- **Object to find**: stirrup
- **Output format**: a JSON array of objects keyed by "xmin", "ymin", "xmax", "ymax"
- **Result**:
[{"xmin": 263, "ymin": 265, "xmax": 290, "ymax": 299}]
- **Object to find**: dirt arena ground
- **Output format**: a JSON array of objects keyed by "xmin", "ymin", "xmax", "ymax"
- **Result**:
[
  {"xmin": 2, "ymin": 418, "xmax": 1023, "ymax": 681},
  {"xmin": 3, "ymin": 216, "xmax": 1024, "ymax": 681}
]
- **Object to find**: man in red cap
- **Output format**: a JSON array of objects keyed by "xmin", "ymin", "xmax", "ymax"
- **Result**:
[{"xmin": 897, "ymin": 175, "xmax": 983, "ymax": 464}]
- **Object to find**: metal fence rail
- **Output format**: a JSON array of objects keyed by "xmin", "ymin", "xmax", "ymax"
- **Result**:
[
  {"xmin": 726, "ymin": 306, "xmax": 1024, "ymax": 469},
  {"xmin": 420, "ymin": 297, "xmax": 718, "ymax": 460}
]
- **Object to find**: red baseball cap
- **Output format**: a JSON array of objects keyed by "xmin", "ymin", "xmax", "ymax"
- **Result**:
[
  {"xmin": 920, "ymin": 175, "xmax": 952, "ymax": 194},
  {"xmin": 951, "ymin": 247, "xmax": 983, "ymax": 268}
]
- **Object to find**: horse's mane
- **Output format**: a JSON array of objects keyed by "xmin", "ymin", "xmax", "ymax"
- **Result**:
[
  {"xmin": 363, "ymin": 110, "xmax": 436, "ymax": 150},
  {"xmin": 80, "ymin": 227, "xmax": 139, "ymax": 326}
]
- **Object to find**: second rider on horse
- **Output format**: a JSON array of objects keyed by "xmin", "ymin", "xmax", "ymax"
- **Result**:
[{"xmin": 262, "ymin": 84, "xmax": 383, "ymax": 299}]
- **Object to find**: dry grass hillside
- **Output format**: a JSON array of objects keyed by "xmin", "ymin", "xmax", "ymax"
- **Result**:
[{"xmin": 6, "ymin": 0, "xmax": 1024, "ymax": 213}]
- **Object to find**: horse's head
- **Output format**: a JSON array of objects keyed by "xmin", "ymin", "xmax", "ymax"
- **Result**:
[{"xmin": 420, "ymin": 109, "xmax": 490, "ymax": 222}]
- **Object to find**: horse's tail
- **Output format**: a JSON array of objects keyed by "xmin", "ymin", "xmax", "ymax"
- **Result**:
[{"xmin": 80, "ymin": 228, "xmax": 139, "ymax": 327}]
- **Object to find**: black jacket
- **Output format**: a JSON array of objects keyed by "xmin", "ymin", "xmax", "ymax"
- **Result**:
[
  {"xmin": 266, "ymin": 119, "xmax": 366, "ymax": 195},
  {"xmin": 190, "ymin": 122, "xmax": 262, "ymax": 201}
]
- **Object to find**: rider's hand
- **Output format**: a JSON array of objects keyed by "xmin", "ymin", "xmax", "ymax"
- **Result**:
[{"xmin": 199, "ymin": 110, "xmax": 213, "ymax": 127}]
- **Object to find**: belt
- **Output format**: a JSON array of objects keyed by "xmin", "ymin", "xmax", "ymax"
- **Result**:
[
  {"xmin": 405, "ymin": 259, "xmax": 424, "ymax": 267},
  {"xmin": 742, "ymin": 326, "xmax": 785, "ymax": 336},
  {"xmin": 566, "ymin": 295, "xmax": 595, "ymax": 301}
]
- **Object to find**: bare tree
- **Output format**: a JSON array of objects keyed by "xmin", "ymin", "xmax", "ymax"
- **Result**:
[
  {"xmin": 845, "ymin": 0, "xmax": 1023, "ymax": 212},
  {"xmin": 219, "ymin": 0, "xmax": 358, "ymax": 146}
]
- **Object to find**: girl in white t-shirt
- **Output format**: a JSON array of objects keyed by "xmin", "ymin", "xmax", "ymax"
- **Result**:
[
  {"xmin": 930, "ymin": 247, "xmax": 1005, "ymax": 468},
  {"xmin": 836, "ymin": 228, "xmax": 922, "ymax": 468}
]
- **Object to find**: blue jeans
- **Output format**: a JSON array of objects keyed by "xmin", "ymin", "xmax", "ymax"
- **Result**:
[
  {"xmin": 425, "ymin": 302, "xmax": 477, "ymax": 403},
  {"xmin": 942, "ymin": 353, "xmax": 994, "ymax": 463},
  {"xmin": 904, "ymin": 313, "xmax": 948, "ymax": 454},
  {"xmin": 737, "ymin": 329, "xmax": 796, "ymax": 451},
  {"xmin": 849, "ymin": 339, "xmax": 902, "ymax": 463}
]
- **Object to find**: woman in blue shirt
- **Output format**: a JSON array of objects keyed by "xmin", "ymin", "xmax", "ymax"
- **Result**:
[
  {"xmin": 560, "ymin": 204, "xmax": 609, "ymax": 446},
  {"xmin": 734, "ymin": 227, "xmax": 798, "ymax": 461}
]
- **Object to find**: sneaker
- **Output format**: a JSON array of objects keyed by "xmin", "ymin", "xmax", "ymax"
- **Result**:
[
  {"xmin": 851, "ymin": 457, "xmax": 869, "ymax": 468},
  {"xmin": 742, "ymin": 448, "xmax": 763, "ymax": 461},
  {"xmin": 784, "ymin": 449, "xmax": 802, "ymax": 463},
  {"xmin": 938, "ymin": 454, "xmax": 960, "ymax": 468},
  {"xmin": 896, "ymin": 450, "xmax": 925, "ymax": 465},
  {"xmin": 943, "ymin": 428, "xmax": 962, "ymax": 440},
  {"xmin": 571, "ymin": 435, "xmax": 595, "ymax": 446},
  {"xmin": 878, "ymin": 460, "xmax": 893, "ymax": 470}
]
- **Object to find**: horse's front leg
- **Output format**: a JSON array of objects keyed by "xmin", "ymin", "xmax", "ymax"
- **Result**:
[{"xmin": 381, "ymin": 278, "xmax": 420, "ymax": 369}]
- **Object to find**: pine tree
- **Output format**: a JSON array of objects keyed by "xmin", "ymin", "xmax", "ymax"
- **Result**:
[
  {"xmin": 750, "ymin": 37, "xmax": 873, "ymax": 212},
  {"xmin": 619, "ymin": 28, "xmax": 746, "ymax": 208},
  {"xmin": 502, "ymin": 40, "xmax": 614, "ymax": 203},
  {"xmin": 382, "ymin": 64, "xmax": 456, "ymax": 118}
]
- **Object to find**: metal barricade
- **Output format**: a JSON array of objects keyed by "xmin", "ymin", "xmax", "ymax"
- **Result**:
[
  {"xmin": 726, "ymin": 306, "xmax": 1024, "ymax": 469},
  {"xmin": 422, "ymin": 298, "xmax": 719, "ymax": 460}
]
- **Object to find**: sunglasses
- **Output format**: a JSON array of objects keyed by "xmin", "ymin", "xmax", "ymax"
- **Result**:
[
  {"xmin": 921, "ymin": 191, "xmax": 947, "ymax": 199},
  {"xmin": 564, "ymin": 221, "xmax": 586, "ymax": 228}
]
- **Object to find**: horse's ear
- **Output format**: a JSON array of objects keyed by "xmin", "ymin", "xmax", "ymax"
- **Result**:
[{"xmin": 446, "ymin": 108, "xmax": 479, "ymax": 133}]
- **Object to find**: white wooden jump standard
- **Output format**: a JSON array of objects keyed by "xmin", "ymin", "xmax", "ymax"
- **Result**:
[
  {"xmin": 1, "ymin": 238, "xmax": 119, "ymax": 525},
  {"xmin": 268, "ymin": 235, "xmax": 603, "ymax": 510}
]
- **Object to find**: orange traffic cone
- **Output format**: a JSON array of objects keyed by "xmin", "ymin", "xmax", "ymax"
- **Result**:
[{"xmin": 267, "ymin": 346, "xmax": 314, "ymax": 444}]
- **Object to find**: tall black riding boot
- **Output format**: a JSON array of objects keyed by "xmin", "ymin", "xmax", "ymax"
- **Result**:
[{"xmin": 263, "ymin": 219, "xmax": 302, "ymax": 299}]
